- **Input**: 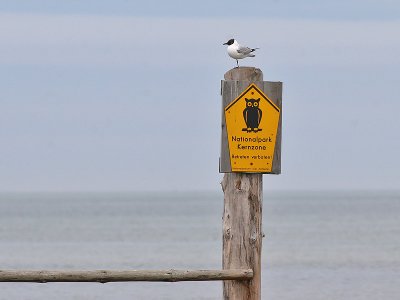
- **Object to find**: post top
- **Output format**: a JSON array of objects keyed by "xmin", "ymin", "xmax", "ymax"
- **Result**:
[{"xmin": 224, "ymin": 67, "xmax": 263, "ymax": 81}]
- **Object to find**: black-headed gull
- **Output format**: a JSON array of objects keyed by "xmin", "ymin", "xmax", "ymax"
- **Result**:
[{"xmin": 223, "ymin": 39, "xmax": 258, "ymax": 68}]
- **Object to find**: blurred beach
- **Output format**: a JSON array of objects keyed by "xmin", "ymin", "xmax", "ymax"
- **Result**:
[{"xmin": 0, "ymin": 190, "xmax": 399, "ymax": 300}]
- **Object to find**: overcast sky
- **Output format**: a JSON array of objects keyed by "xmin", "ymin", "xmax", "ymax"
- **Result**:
[{"xmin": 0, "ymin": 1, "xmax": 399, "ymax": 191}]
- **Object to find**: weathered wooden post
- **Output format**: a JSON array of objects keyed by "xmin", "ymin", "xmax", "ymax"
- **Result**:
[{"xmin": 220, "ymin": 67, "xmax": 282, "ymax": 299}]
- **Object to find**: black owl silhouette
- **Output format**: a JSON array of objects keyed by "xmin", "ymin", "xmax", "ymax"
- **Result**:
[{"xmin": 242, "ymin": 98, "xmax": 262, "ymax": 132}]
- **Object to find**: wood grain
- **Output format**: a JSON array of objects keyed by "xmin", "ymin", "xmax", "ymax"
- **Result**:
[
  {"xmin": 0, "ymin": 269, "xmax": 253, "ymax": 283},
  {"xmin": 222, "ymin": 173, "xmax": 263, "ymax": 300},
  {"xmin": 221, "ymin": 67, "xmax": 266, "ymax": 300}
]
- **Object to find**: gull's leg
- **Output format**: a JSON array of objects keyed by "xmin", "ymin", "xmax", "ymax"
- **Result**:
[{"xmin": 236, "ymin": 59, "xmax": 239, "ymax": 68}]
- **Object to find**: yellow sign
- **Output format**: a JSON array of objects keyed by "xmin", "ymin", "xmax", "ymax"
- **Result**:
[{"xmin": 225, "ymin": 84, "xmax": 280, "ymax": 172}]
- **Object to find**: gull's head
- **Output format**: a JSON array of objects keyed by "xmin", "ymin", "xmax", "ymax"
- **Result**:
[{"xmin": 223, "ymin": 39, "xmax": 235, "ymax": 46}]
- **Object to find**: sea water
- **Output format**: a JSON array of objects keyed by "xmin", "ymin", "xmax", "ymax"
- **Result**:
[{"xmin": 0, "ymin": 191, "xmax": 399, "ymax": 299}]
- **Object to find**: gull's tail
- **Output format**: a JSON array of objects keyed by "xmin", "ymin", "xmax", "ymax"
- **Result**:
[{"xmin": 248, "ymin": 48, "xmax": 258, "ymax": 57}]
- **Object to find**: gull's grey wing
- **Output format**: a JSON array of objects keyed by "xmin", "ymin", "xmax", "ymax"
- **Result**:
[{"xmin": 237, "ymin": 45, "xmax": 253, "ymax": 54}]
